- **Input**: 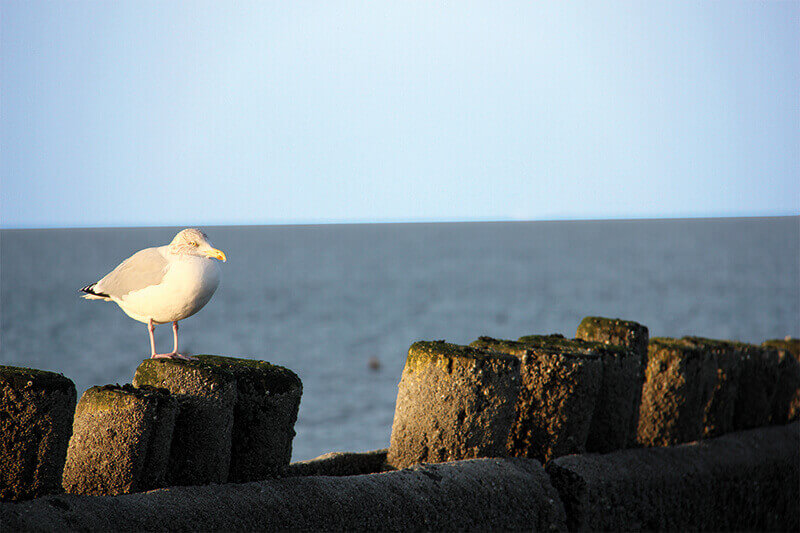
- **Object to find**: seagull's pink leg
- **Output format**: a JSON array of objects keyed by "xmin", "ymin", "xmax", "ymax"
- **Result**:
[
  {"xmin": 150, "ymin": 320, "xmax": 195, "ymax": 361},
  {"xmin": 172, "ymin": 321, "xmax": 180, "ymax": 354},
  {"xmin": 148, "ymin": 319, "xmax": 158, "ymax": 357}
]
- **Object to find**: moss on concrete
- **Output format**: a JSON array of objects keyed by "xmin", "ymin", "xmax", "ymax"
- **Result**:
[
  {"xmin": 62, "ymin": 384, "xmax": 177, "ymax": 496},
  {"xmin": 637, "ymin": 338, "xmax": 717, "ymax": 446},
  {"xmin": 133, "ymin": 358, "xmax": 236, "ymax": 486},
  {"xmin": 0, "ymin": 366, "xmax": 76, "ymax": 502},
  {"xmin": 506, "ymin": 343, "xmax": 602, "ymax": 462},
  {"xmin": 762, "ymin": 338, "xmax": 800, "ymax": 360},
  {"xmin": 388, "ymin": 341, "xmax": 521, "ymax": 469},
  {"xmin": 405, "ymin": 340, "xmax": 518, "ymax": 373},
  {"xmin": 194, "ymin": 355, "xmax": 303, "ymax": 481},
  {"xmin": 575, "ymin": 316, "xmax": 649, "ymax": 362},
  {"xmin": 194, "ymin": 355, "xmax": 301, "ymax": 395},
  {"xmin": 674, "ymin": 339, "xmax": 781, "ymax": 431},
  {"xmin": 499, "ymin": 335, "xmax": 641, "ymax": 453}
]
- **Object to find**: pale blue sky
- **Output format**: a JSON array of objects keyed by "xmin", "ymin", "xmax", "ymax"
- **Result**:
[{"xmin": 2, "ymin": 1, "xmax": 798, "ymax": 228}]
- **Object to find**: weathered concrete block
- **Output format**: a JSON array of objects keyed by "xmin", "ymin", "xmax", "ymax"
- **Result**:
[
  {"xmin": 62, "ymin": 384, "xmax": 177, "ymax": 496},
  {"xmin": 472, "ymin": 336, "xmax": 603, "ymax": 462},
  {"xmin": 133, "ymin": 358, "xmax": 236, "ymax": 486},
  {"xmin": 387, "ymin": 341, "xmax": 521, "ymax": 469},
  {"xmin": 575, "ymin": 316, "xmax": 649, "ymax": 363},
  {"xmin": 284, "ymin": 449, "xmax": 389, "ymax": 477},
  {"xmin": 638, "ymin": 338, "xmax": 718, "ymax": 446},
  {"xmin": 677, "ymin": 336, "xmax": 744, "ymax": 438},
  {"xmin": 0, "ymin": 458, "xmax": 568, "ymax": 532},
  {"xmin": 732, "ymin": 343, "xmax": 781, "ymax": 430},
  {"xmin": 517, "ymin": 334, "xmax": 641, "ymax": 452},
  {"xmin": 547, "ymin": 423, "xmax": 799, "ymax": 532},
  {"xmin": 763, "ymin": 338, "xmax": 800, "ymax": 423},
  {"xmin": 0, "ymin": 366, "xmax": 76, "ymax": 502},
  {"xmin": 194, "ymin": 355, "xmax": 302, "ymax": 481}
]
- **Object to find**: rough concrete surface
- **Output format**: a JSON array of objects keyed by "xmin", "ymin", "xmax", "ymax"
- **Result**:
[
  {"xmin": 575, "ymin": 316, "xmax": 649, "ymax": 363},
  {"xmin": 388, "ymin": 341, "xmax": 521, "ymax": 469},
  {"xmin": 763, "ymin": 338, "xmax": 800, "ymax": 423},
  {"xmin": 132, "ymin": 358, "xmax": 236, "ymax": 486},
  {"xmin": 0, "ymin": 458, "xmax": 568, "ymax": 532},
  {"xmin": 499, "ymin": 340, "xmax": 602, "ymax": 462},
  {"xmin": 677, "ymin": 337, "xmax": 743, "ymax": 438},
  {"xmin": 284, "ymin": 449, "xmax": 390, "ymax": 477},
  {"xmin": 732, "ymin": 343, "xmax": 781, "ymax": 430},
  {"xmin": 194, "ymin": 355, "xmax": 303, "ymax": 481},
  {"xmin": 62, "ymin": 384, "xmax": 177, "ymax": 496},
  {"xmin": 0, "ymin": 366, "xmax": 76, "ymax": 502},
  {"xmin": 514, "ymin": 335, "xmax": 641, "ymax": 452},
  {"xmin": 637, "ymin": 338, "xmax": 717, "ymax": 447},
  {"xmin": 547, "ymin": 422, "xmax": 799, "ymax": 532}
]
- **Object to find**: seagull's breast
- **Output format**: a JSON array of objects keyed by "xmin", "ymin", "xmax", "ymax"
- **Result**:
[{"xmin": 115, "ymin": 255, "xmax": 220, "ymax": 324}]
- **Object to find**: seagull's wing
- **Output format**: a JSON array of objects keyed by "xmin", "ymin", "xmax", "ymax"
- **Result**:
[{"xmin": 91, "ymin": 247, "xmax": 170, "ymax": 299}]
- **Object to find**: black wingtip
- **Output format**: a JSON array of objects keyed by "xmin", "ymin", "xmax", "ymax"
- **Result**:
[{"xmin": 80, "ymin": 283, "xmax": 110, "ymax": 298}]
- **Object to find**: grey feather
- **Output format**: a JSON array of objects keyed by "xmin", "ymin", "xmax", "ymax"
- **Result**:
[{"xmin": 94, "ymin": 247, "xmax": 169, "ymax": 298}]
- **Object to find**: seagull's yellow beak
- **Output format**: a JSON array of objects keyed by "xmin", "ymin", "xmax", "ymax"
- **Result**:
[{"xmin": 206, "ymin": 248, "xmax": 227, "ymax": 262}]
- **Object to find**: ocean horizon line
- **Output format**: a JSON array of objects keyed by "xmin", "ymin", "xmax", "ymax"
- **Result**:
[{"xmin": 2, "ymin": 212, "xmax": 798, "ymax": 231}]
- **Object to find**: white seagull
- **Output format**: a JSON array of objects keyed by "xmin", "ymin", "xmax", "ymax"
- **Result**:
[{"xmin": 80, "ymin": 228, "xmax": 227, "ymax": 360}]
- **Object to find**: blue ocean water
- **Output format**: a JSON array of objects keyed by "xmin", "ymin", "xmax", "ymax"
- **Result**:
[{"xmin": 1, "ymin": 218, "xmax": 798, "ymax": 461}]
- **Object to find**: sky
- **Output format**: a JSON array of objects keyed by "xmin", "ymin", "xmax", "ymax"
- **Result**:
[{"xmin": 1, "ymin": 1, "xmax": 798, "ymax": 229}]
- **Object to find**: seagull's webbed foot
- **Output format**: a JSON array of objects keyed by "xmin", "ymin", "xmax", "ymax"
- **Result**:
[{"xmin": 150, "ymin": 352, "xmax": 197, "ymax": 361}]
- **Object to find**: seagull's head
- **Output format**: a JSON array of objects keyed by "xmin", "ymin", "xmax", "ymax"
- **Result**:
[{"xmin": 169, "ymin": 228, "xmax": 227, "ymax": 262}]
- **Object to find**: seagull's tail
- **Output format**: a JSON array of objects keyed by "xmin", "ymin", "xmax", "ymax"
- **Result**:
[{"xmin": 80, "ymin": 283, "xmax": 111, "ymax": 300}]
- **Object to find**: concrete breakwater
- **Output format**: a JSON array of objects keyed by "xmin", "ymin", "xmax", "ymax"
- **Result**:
[
  {"xmin": 1, "ymin": 315, "xmax": 799, "ymax": 531},
  {"xmin": 1, "ymin": 424, "xmax": 797, "ymax": 531}
]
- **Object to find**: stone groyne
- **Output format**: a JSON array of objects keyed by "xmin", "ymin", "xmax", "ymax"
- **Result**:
[{"xmin": 1, "ymin": 316, "xmax": 798, "ymax": 531}]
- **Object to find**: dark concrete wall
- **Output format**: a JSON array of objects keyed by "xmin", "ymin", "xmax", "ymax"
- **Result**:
[
  {"xmin": 547, "ymin": 422, "xmax": 799, "ymax": 532},
  {"xmin": 2, "ymin": 424, "xmax": 797, "ymax": 531},
  {"xmin": 1, "ymin": 458, "xmax": 566, "ymax": 532}
]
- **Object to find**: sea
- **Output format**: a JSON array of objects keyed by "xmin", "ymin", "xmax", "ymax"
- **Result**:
[{"xmin": 1, "ymin": 217, "xmax": 798, "ymax": 462}]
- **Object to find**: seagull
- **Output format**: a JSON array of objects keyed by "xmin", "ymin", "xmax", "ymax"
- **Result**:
[{"xmin": 80, "ymin": 228, "xmax": 227, "ymax": 360}]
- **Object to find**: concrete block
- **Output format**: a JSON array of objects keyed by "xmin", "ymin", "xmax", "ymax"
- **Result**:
[
  {"xmin": 517, "ymin": 334, "xmax": 642, "ymax": 452},
  {"xmin": 472, "ymin": 336, "xmax": 603, "ymax": 462},
  {"xmin": 0, "ymin": 365, "xmax": 76, "ymax": 502},
  {"xmin": 284, "ymin": 449, "xmax": 389, "ymax": 477},
  {"xmin": 677, "ymin": 336, "xmax": 744, "ymax": 438},
  {"xmin": 731, "ymin": 343, "xmax": 781, "ymax": 430},
  {"xmin": 133, "ymin": 358, "xmax": 237, "ymax": 486},
  {"xmin": 0, "ymin": 458, "xmax": 568, "ymax": 532},
  {"xmin": 547, "ymin": 423, "xmax": 799, "ymax": 532},
  {"xmin": 763, "ymin": 338, "xmax": 800, "ymax": 423},
  {"xmin": 62, "ymin": 384, "xmax": 177, "ymax": 496},
  {"xmin": 637, "ymin": 338, "xmax": 718, "ymax": 446},
  {"xmin": 193, "ymin": 355, "xmax": 302, "ymax": 481},
  {"xmin": 575, "ymin": 316, "xmax": 649, "ymax": 363},
  {"xmin": 387, "ymin": 341, "xmax": 521, "ymax": 469}
]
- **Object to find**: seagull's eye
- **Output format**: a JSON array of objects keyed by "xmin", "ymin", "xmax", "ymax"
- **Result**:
[{"xmin": 189, "ymin": 241, "xmax": 198, "ymax": 247}]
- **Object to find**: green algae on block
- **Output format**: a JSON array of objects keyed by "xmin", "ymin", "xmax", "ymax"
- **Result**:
[
  {"xmin": 575, "ymin": 316, "xmax": 650, "ymax": 363},
  {"xmin": 473, "ymin": 337, "xmax": 602, "ymax": 462},
  {"xmin": 194, "ymin": 355, "xmax": 303, "ymax": 481},
  {"xmin": 62, "ymin": 384, "xmax": 177, "ymax": 496},
  {"xmin": 637, "ymin": 338, "xmax": 717, "ymax": 447},
  {"xmin": 516, "ymin": 334, "xmax": 642, "ymax": 452},
  {"xmin": 762, "ymin": 339, "xmax": 800, "ymax": 424},
  {"xmin": 133, "ymin": 358, "xmax": 237, "ymax": 486},
  {"xmin": 0, "ymin": 366, "xmax": 76, "ymax": 502},
  {"xmin": 388, "ymin": 341, "xmax": 521, "ymax": 469}
]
